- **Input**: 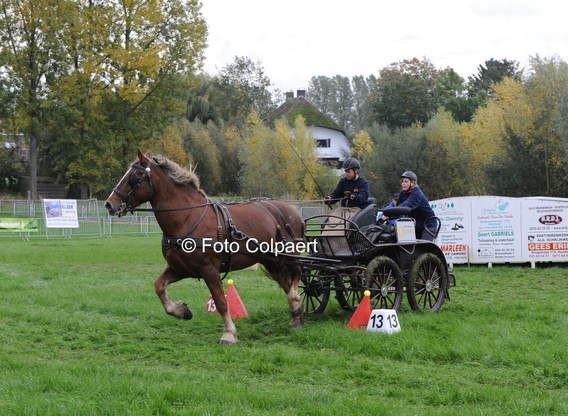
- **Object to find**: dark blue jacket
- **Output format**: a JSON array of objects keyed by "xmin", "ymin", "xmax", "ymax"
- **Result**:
[
  {"xmin": 397, "ymin": 186, "xmax": 436, "ymax": 233},
  {"xmin": 329, "ymin": 176, "xmax": 370, "ymax": 208}
]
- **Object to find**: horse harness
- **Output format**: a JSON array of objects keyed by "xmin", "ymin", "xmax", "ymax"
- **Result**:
[
  {"xmin": 161, "ymin": 199, "xmax": 299, "ymax": 275},
  {"xmin": 114, "ymin": 160, "xmax": 299, "ymax": 274}
]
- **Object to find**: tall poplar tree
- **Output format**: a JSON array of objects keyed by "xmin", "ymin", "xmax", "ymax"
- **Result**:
[{"xmin": 0, "ymin": 0, "xmax": 69, "ymax": 198}]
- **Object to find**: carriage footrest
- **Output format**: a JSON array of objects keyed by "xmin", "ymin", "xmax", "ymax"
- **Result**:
[{"xmin": 278, "ymin": 253, "xmax": 342, "ymax": 266}]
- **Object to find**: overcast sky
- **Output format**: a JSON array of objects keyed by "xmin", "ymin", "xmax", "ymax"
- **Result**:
[{"xmin": 200, "ymin": 0, "xmax": 568, "ymax": 93}]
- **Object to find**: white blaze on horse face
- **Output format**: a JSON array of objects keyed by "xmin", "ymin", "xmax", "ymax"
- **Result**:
[{"xmin": 113, "ymin": 167, "xmax": 134, "ymax": 196}]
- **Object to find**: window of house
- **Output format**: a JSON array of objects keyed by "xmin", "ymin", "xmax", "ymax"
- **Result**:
[{"xmin": 316, "ymin": 138, "xmax": 331, "ymax": 148}]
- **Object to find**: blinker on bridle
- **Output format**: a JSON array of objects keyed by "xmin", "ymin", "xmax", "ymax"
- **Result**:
[{"xmin": 112, "ymin": 162, "xmax": 154, "ymax": 216}]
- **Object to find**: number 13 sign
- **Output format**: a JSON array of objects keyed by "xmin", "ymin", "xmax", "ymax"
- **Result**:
[{"xmin": 366, "ymin": 309, "xmax": 401, "ymax": 334}]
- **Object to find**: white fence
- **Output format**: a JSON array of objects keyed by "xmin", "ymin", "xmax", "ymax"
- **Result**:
[
  {"xmin": 0, "ymin": 199, "xmax": 162, "ymax": 239},
  {"xmin": 0, "ymin": 199, "xmax": 326, "ymax": 240}
]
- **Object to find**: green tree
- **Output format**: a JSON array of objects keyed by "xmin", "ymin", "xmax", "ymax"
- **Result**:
[
  {"xmin": 239, "ymin": 113, "xmax": 282, "ymax": 197},
  {"xmin": 209, "ymin": 56, "xmax": 275, "ymax": 128},
  {"xmin": 468, "ymin": 58, "xmax": 523, "ymax": 98},
  {"xmin": 370, "ymin": 58, "xmax": 441, "ymax": 129},
  {"xmin": 184, "ymin": 120, "xmax": 222, "ymax": 194},
  {"xmin": 523, "ymin": 55, "xmax": 568, "ymax": 196},
  {"xmin": 484, "ymin": 128, "xmax": 544, "ymax": 196},
  {"xmin": 308, "ymin": 75, "xmax": 354, "ymax": 134},
  {"xmin": 435, "ymin": 68, "xmax": 480, "ymax": 123},
  {"xmin": 351, "ymin": 130, "xmax": 373, "ymax": 160},
  {"xmin": 422, "ymin": 110, "xmax": 470, "ymax": 199},
  {"xmin": 219, "ymin": 124, "xmax": 243, "ymax": 195},
  {"xmin": 365, "ymin": 123, "xmax": 426, "ymax": 204},
  {"xmin": 0, "ymin": 145, "xmax": 26, "ymax": 193},
  {"xmin": 0, "ymin": 0, "xmax": 70, "ymax": 198},
  {"xmin": 351, "ymin": 75, "xmax": 377, "ymax": 133},
  {"xmin": 186, "ymin": 76, "xmax": 219, "ymax": 124},
  {"xmin": 240, "ymin": 113, "xmax": 329, "ymax": 199},
  {"xmin": 1, "ymin": 0, "xmax": 207, "ymax": 198},
  {"xmin": 469, "ymin": 65, "xmax": 568, "ymax": 197}
]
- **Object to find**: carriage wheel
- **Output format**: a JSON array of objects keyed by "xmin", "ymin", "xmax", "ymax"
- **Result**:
[
  {"xmin": 363, "ymin": 256, "xmax": 404, "ymax": 311},
  {"xmin": 407, "ymin": 253, "xmax": 449, "ymax": 312},
  {"xmin": 334, "ymin": 267, "xmax": 366, "ymax": 311},
  {"xmin": 299, "ymin": 268, "xmax": 331, "ymax": 314}
]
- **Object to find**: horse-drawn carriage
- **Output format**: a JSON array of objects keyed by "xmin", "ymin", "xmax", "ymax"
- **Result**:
[
  {"xmin": 297, "ymin": 204, "xmax": 453, "ymax": 315},
  {"xmin": 105, "ymin": 150, "xmax": 454, "ymax": 344}
]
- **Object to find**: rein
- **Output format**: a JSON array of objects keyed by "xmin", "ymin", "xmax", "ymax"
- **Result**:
[
  {"xmin": 131, "ymin": 202, "xmax": 213, "ymax": 213},
  {"xmin": 129, "ymin": 198, "xmax": 279, "ymax": 214}
]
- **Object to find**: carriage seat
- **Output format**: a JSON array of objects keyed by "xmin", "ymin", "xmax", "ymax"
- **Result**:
[
  {"xmin": 423, "ymin": 216, "xmax": 442, "ymax": 239},
  {"xmin": 351, "ymin": 201, "xmax": 378, "ymax": 229}
]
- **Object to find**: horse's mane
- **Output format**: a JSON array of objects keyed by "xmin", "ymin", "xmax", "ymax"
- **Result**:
[{"xmin": 150, "ymin": 154, "xmax": 207, "ymax": 197}]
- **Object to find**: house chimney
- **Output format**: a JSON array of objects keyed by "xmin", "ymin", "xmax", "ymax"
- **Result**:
[
  {"xmin": 296, "ymin": 89, "xmax": 306, "ymax": 98},
  {"xmin": 285, "ymin": 91, "xmax": 294, "ymax": 100}
]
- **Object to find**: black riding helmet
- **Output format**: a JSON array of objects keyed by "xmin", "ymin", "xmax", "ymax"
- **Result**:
[
  {"xmin": 400, "ymin": 170, "xmax": 417, "ymax": 182},
  {"xmin": 342, "ymin": 157, "xmax": 361, "ymax": 171}
]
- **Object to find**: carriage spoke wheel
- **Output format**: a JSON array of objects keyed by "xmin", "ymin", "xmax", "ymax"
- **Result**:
[
  {"xmin": 407, "ymin": 253, "xmax": 449, "ymax": 312},
  {"xmin": 363, "ymin": 256, "xmax": 404, "ymax": 311},
  {"xmin": 334, "ymin": 267, "xmax": 366, "ymax": 311},
  {"xmin": 299, "ymin": 268, "xmax": 331, "ymax": 314}
]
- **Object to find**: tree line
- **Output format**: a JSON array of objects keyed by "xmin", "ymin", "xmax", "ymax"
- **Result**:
[{"xmin": 1, "ymin": 0, "xmax": 567, "ymax": 205}]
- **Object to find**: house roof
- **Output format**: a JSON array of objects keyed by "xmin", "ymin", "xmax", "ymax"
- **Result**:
[{"xmin": 270, "ymin": 96, "xmax": 345, "ymax": 134}]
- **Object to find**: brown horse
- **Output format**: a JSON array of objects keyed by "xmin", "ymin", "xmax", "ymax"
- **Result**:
[{"xmin": 105, "ymin": 150, "xmax": 305, "ymax": 344}]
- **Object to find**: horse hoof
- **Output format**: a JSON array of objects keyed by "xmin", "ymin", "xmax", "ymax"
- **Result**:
[
  {"xmin": 290, "ymin": 318, "xmax": 304, "ymax": 328},
  {"xmin": 219, "ymin": 333, "xmax": 238, "ymax": 345},
  {"xmin": 182, "ymin": 309, "xmax": 193, "ymax": 320}
]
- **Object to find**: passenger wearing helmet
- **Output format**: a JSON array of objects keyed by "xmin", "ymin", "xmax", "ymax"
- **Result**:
[
  {"xmin": 324, "ymin": 157, "xmax": 370, "ymax": 208},
  {"xmin": 385, "ymin": 171, "xmax": 437, "ymax": 241}
]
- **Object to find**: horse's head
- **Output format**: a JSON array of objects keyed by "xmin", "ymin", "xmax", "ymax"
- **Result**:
[{"xmin": 105, "ymin": 149, "xmax": 156, "ymax": 217}]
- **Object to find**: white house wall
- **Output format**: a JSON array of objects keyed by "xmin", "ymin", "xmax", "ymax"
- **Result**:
[{"xmin": 307, "ymin": 126, "xmax": 350, "ymax": 161}]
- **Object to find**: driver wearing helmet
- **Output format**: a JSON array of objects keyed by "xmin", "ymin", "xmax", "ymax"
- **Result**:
[
  {"xmin": 385, "ymin": 171, "xmax": 437, "ymax": 241},
  {"xmin": 324, "ymin": 157, "xmax": 370, "ymax": 208}
]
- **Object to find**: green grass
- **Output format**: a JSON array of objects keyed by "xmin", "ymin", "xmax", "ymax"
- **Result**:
[{"xmin": 0, "ymin": 236, "xmax": 567, "ymax": 415}]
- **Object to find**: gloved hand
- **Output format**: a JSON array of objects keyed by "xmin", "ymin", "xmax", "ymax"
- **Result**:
[
  {"xmin": 343, "ymin": 191, "xmax": 355, "ymax": 201},
  {"xmin": 324, "ymin": 196, "xmax": 332, "ymax": 206}
]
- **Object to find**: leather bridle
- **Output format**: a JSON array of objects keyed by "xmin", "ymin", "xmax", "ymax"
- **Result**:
[{"xmin": 112, "ymin": 162, "xmax": 154, "ymax": 217}]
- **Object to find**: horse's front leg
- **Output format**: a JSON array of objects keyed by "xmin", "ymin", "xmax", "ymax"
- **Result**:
[
  {"xmin": 203, "ymin": 270, "xmax": 238, "ymax": 345},
  {"xmin": 154, "ymin": 266, "xmax": 193, "ymax": 320}
]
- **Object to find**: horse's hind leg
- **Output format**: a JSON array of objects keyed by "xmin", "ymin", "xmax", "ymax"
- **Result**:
[
  {"xmin": 267, "ymin": 263, "xmax": 304, "ymax": 328},
  {"xmin": 154, "ymin": 266, "xmax": 193, "ymax": 320},
  {"xmin": 288, "ymin": 272, "xmax": 304, "ymax": 328}
]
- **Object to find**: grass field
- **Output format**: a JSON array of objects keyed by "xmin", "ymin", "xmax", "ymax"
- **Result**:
[{"xmin": 0, "ymin": 236, "xmax": 566, "ymax": 415}]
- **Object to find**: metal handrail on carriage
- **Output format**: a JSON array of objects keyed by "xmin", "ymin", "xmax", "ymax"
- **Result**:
[{"xmin": 299, "ymin": 205, "xmax": 454, "ymax": 315}]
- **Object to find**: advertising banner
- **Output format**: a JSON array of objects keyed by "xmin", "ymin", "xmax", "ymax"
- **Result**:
[
  {"xmin": 432, "ymin": 197, "xmax": 471, "ymax": 263},
  {"xmin": 522, "ymin": 198, "xmax": 568, "ymax": 262},
  {"xmin": 42, "ymin": 199, "xmax": 79, "ymax": 228},
  {"xmin": 470, "ymin": 196, "xmax": 522, "ymax": 263},
  {"xmin": 432, "ymin": 196, "xmax": 568, "ymax": 265}
]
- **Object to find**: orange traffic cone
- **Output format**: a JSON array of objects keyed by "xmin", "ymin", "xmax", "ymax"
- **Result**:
[
  {"xmin": 226, "ymin": 279, "xmax": 249, "ymax": 319},
  {"xmin": 347, "ymin": 290, "xmax": 371, "ymax": 329}
]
